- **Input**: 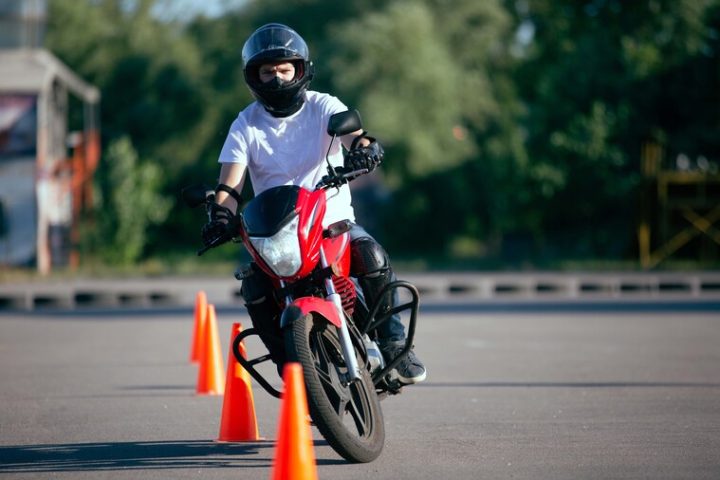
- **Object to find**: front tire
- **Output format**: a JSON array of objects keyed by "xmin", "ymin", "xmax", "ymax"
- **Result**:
[{"xmin": 285, "ymin": 313, "xmax": 385, "ymax": 463}]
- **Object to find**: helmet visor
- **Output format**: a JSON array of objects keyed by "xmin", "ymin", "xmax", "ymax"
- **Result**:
[{"xmin": 242, "ymin": 24, "xmax": 310, "ymax": 67}]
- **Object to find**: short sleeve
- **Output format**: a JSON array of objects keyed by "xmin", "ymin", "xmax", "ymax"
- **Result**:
[
  {"xmin": 218, "ymin": 116, "xmax": 250, "ymax": 165},
  {"xmin": 317, "ymin": 93, "xmax": 348, "ymax": 119}
]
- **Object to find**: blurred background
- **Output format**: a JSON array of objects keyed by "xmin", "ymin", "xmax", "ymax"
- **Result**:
[{"xmin": 1, "ymin": 0, "xmax": 719, "ymax": 277}]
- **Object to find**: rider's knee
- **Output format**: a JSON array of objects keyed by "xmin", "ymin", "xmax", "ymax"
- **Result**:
[{"xmin": 350, "ymin": 237, "xmax": 390, "ymax": 278}]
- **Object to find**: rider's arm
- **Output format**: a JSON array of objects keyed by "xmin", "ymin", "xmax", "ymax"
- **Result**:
[
  {"xmin": 340, "ymin": 130, "xmax": 371, "ymax": 150},
  {"xmin": 215, "ymin": 163, "xmax": 247, "ymax": 214}
]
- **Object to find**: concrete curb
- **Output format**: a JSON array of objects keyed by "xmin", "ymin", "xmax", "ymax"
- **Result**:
[{"xmin": 2, "ymin": 272, "xmax": 720, "ymax": 311}]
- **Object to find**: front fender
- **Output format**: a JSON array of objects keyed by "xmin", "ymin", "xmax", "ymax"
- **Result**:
[{"xmin": 280, "ymin": 296, "xmax": 342, "ymax": 329}]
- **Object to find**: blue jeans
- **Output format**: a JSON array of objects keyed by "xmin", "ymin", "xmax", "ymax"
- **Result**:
[{"xmin": 348, "ymin": 224, "xmax": 406, "ymax": 343}]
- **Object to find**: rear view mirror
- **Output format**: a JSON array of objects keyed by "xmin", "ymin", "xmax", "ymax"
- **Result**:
[
  {"xmin": 327, "ymin": 110, "xmax": 363, "ymax": 136},
  {"xmin": 181, "ymin": 184, "xmax": 212, "ymax": 208}
]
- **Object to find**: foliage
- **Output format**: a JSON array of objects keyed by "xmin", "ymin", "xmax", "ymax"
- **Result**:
[
  {"xmin": 329, "ymin": 1, "xmax": 476, "ymax": 177},
  {"xmin": 47, "ymin": 0, "xmax": 211, "ymax": 170},
  {"xmin": 45, "ymin": 0, "xmax": 720, "ymax": 269},
  {"xmin": 82, "ymin": 136, "xmax": 171, "ymax": 265},
  {"xmin": 510, "ymin": 0, "xmax": 720, "ymax": 260}
]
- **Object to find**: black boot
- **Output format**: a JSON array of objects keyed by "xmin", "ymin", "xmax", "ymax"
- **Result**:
[{"xmin": 379, "ymin": 340, "xmax": 427, "ymax": 385}]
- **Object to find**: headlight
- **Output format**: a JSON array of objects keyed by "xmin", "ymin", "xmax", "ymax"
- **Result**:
[{"xmin": 248, "ymin": 216, "xmax": 302, "ymax": 277}]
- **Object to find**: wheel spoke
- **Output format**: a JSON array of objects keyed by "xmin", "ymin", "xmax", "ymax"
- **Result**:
[
  {"xmin": 312, "ymin": 333, "xmax": 335, "ymax": 383},
  {"xmin": 347, "ymin": 385, "xmax": 371, "ymax": 436},
  {"xmin": 310, "ymin": 329, "xmax": 349, "ymax": 415}
]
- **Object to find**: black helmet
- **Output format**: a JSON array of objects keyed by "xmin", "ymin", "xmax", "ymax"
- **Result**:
[{"xmin": 242, "ymin": 23, "xmax": 315, "ymax": 117}]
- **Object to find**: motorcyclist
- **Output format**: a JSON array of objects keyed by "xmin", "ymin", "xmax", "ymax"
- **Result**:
[{"xmin": 202, "ymin": 23, "xmax": 426, "ymax": 385}]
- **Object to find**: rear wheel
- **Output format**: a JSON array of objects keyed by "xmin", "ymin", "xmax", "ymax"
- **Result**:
[{"xmin": 285, "ymin": 313, "xmax": 385, "ymax": 463}]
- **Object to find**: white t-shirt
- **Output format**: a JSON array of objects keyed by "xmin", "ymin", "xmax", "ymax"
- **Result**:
[{"xmin": 218, "ymin": 91, "xmax": 355, "ymax": 226}]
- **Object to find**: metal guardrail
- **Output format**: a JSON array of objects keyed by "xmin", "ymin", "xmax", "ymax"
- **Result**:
[{"xmin": 1, "ymin": 272, "xmax": 720, "ymax": 311}]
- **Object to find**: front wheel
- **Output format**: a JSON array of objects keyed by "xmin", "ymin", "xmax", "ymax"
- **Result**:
[{"xmin": 285, "ymin": 313, "xmax": 385, "ymax": 463}]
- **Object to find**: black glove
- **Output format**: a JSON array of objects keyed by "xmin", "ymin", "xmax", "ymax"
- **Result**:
[
  {"xmin": 201, "ymin": 220, "xmax": 229, "ymax": 247},
  {"xmin": 201, "ymin": 204, "xmax": 234, "ymax": 247},
  {"xmin": 345, "ymin": 139, "xmax": 384, "ymax": 172}
]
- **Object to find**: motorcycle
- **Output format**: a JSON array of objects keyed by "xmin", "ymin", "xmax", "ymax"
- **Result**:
[{"xmin": 182, "ymin": 110, "xmax": 419, "ymax": 463}]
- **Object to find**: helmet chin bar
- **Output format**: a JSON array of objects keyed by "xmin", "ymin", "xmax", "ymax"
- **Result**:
[
  {"xmin": 263, "ymin": 94, "xmax": 306, "ymax": 118},
  {"xmin": 264, "ymin": 76, "xmax": 289, "ymax": 90}
]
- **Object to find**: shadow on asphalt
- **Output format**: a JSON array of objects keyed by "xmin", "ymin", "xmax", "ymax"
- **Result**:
[
  {"xmin": 417, "ymin": 381, "xmax": 720, "ymax": 388},
  {"xmin": 0, "ymin": 439, "xmax": 345, "ymax": 473}
]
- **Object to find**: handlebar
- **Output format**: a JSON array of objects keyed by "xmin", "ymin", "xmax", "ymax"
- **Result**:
[
  {"xmin": 189, "ymin": 164, "xmax": 368, "ymax": 255},
  {"xmin": 316, "ymin": 166, "xmax": 369, "ymax": 190}
]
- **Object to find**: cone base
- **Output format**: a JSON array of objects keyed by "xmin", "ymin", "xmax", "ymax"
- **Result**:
[{"xmin": 214, "ymin": 437, "xmax": 268, "ymax": 443}]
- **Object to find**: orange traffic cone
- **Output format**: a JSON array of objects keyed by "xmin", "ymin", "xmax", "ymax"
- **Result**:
[
  {"xmin": 190, "ymin": 290, "xmax": 207, "ymax": 363},
  {"xmin": 271, "ymin": 362, "xmax": 318, "ymax": 480},
  {"xmin": 196, "ymin": 303, "xmax": 225, "ymax": 395},
  {"xmin": 217, "ymin": 322, "xmax": 260, "ymax": 442}
]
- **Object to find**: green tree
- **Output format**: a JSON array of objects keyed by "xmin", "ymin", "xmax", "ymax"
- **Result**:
[
  {"xmin": 326, "ymin": 0, "xmax": 528, "ymax": 257},
  {"xmin": 45, "ymin": 0, "xmax": 720, "ymax": 268},
  {"xmin": 329, "ymin": 1, "xmax": 475, "ymax": 178},
  {"xmin": 509, "ymin": 0, "xmax": 720, "ymax": 260},
  {"xmin": 84, "ymin": 136, "xmax": 171, "ymax": 265},
  {"xmin": 46, "ymin": 0, "xmax": 214, "ymax": 174},
  {"xmin": 46, "ymin": 0, "xmax": 226, "ymax": 253}
]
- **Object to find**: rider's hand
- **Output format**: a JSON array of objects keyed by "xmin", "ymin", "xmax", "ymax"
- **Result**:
[
  {"xmin": 201, "ymin": 202, "xmax": 236, "ymax": 247},
  {"xmin": 201, "ymin": 219, "xmax": 229, "ymax": 247},
  {"xmin": 345, "ymin": 140, "xmax": 384, "ymax": 172}
]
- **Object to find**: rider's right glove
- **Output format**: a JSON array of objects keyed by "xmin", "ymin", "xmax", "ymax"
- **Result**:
[
  {"xmin": 201, "ymin": 219, "xmax": 229, "ymax": 247},
  {"xmin": 201, "ymin": 204, "xmax": 235, "ymax": 247},
  {"xmin": 345, "ymin": 138, "xmax": 384, "ymax": 172}
]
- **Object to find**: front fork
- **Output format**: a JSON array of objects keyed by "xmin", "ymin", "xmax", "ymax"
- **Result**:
[{"xmin": 319, "ymin": 248, "xmax": 363, "ymax": 384}]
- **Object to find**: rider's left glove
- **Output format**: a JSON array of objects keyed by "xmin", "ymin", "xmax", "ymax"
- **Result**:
[{"xmin": 345, "ymin": 139, "xmax": 384, "ymax": 172}]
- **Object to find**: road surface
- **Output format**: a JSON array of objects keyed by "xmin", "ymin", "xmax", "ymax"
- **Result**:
[{"xmin": 1, "ymin": 303, "xmax": 718, "ymax": 479}]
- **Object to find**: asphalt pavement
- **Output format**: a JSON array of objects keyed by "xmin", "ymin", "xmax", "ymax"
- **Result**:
[{"xmin": 0, "ymin": 302, "xmax": 719, "ymax": 479}]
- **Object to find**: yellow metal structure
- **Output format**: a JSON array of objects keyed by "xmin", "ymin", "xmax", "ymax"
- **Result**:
[{"xmin": 639, "ymin": 142, "xmax": 720, "ymax": 269}]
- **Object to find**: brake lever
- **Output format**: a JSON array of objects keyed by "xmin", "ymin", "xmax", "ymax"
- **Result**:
[
  {"xmin": 197, "ymin": 235, "xmax": 226, "ymax": 256},
  {"xmin": 342, "ymin": 167, "xmax": 369, "ymax": 179}
]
